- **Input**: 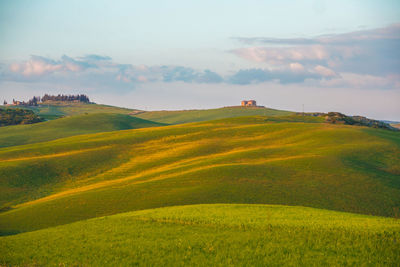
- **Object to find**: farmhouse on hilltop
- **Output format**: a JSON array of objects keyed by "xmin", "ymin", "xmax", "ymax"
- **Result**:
[{"xmin": 241, "ymin": 100, "xmax": 257, "ymax": 107}]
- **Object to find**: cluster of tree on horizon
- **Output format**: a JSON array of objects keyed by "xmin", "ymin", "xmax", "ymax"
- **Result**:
[{"xmin": 3, "ymin": 94, "xmax": 91, "ymax": 106}]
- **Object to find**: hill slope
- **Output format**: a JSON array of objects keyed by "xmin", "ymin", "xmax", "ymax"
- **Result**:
[
  {"xmin": 0, "ymin": 115, "xmax": 399, "ymax": 234},
  {"xmin": 134, "ymin": 106, "xmax": 293, "ymax": 124},
  {"xmin": 5, "ymin": 101, "xmax": 136, "ymax": 120},
  {"xmin": 1, "ymin": 204, "xmax": 399, "ymax": 266},
  {"xmin": 0, "ymin": 113, "xmax": 165, "ymax": 147}
]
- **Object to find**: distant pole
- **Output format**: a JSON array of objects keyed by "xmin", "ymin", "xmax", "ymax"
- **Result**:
[{"xmin": 302, "ymin": 104, "xmax": 304, "ymax": 116}]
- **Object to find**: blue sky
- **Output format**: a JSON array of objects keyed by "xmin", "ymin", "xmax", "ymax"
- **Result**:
[{"xmin": 1, "ymin": 0, "xmax": 400, "ymax": 119}]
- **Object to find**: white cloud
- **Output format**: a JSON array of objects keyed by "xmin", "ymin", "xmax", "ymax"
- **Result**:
[
  {"xmin": 2, "ymin": 33, "xmax": 399, "ymax": 94},
  {"xmin": 313, "ymin": 65, "xmax": 337, "ymax": 77},
  {"xmin": 231, "ymin": 23, "xmax": 400, "ymax": 78},
  {"xmin": 2, "ymin": 55, "xmax": 225, "ymax": 91},
  {"xmin": 229, "ymin": 23, "xmax": 400, "ymax": 89},
  {"xmin": 289, "ymin": 63, "xmax": 305, "ymax": 72},
  {"xmin": 10, "ymin": 58, "xmax": 62, "ymax": 76},
  {"xmin": 231, "ymin": 45, "xmax": 330, "ymax": 65},
  {"xmin": 8, "ymin": 55, "xmax": 92, "ymax": 76},
  {"xmin": 319, "ymin": 73, "xmax": 399, "ymax": 89}
]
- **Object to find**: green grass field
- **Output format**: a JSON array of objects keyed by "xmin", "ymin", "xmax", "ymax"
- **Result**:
[
  {"xmin": 3, "ymin": 103, "xmax": 292, "ymax": 124},
  {"xmin": 0, "ymin": 113, "xmax": 165, "ymax": 147},
  {"xmin": 0, "ymin": 104, "xmax": 399, "ymax": 265},
  {"xmin": 1, "ymin": 204, "xmax": 399, "ymax": 266},
  {"xmin": 0, "ymin": 115, "xmax": 399, "ymax": 236},
  {"xmin": 4, "ymin": 101, "xmax": 136, "ymax": 120},
  {"xmin": 134, "ymin": 106, "xmax": 293, "ymax": 124}
]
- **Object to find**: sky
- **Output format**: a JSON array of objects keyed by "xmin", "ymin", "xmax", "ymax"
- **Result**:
[{"xmin": 0, "ymin": 0, "xmax": 399, "ymax": 120}]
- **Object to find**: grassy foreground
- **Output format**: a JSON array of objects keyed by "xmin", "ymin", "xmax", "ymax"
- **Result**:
[{"xmin": 1, "ymin": 204, "xmax": 399, "ymax": 266}]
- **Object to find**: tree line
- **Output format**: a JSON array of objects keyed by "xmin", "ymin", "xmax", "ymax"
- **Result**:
[
  {"xmin": 41, "ymin": 94, "xmax": 90, "ymax": 103},
  {"xmin": 3, "ymin": 94, "xmax": 91, "ymax": 107}
]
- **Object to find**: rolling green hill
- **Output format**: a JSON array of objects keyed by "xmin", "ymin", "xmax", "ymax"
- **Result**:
[
  {"xmin": 4, "ymin": 103, "xmax": 292, "ymax": 125},
  {"xmin": 134, "ymin": 106, "xmax": 293, "ymax": 124},
  {"xmin": 0, "ymin": 113, "xmax": 165, "ymax": 148},
  {"xmin": 4, "ymin": 101, "xmax": 136, "ymax": 120},
  {"xmin": 1, "ymin": 204, "xmax": 399, "ymax": 266},
  {"xmin": 0, "ymin": 115, "xmax": 399, "ymax": 235}
]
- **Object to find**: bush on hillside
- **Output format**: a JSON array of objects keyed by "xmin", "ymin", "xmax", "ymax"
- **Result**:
[{"xmin": 0, "ymin": 108, "xmax": 44, "ymax": 126}]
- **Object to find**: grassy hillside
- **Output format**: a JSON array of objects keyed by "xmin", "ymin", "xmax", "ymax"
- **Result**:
[
  {"xmin": 1, "ymin": 204, "xmax": 399, "ymax": 266},
  {"xmin": 0, "ymin": 115, "xmax": 399, "ymax": 234},
  {"xmin": 4, "ymin": 101, "xmax": 135, "ymax": 120},
  {"xmin": 134, "ymin": 106, "xmax": 293, "ymax": 124},
  {"xmin": 0, "ymin": 113, "xmax": 165, "ymax": 147}
]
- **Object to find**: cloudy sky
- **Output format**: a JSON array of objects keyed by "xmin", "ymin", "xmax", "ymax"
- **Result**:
[{"xmin": 1, "ymin": 0, "xmax": 399, "ymax": 120}]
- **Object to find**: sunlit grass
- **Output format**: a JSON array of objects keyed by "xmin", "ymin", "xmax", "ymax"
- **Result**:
[
  {"xmin": 0, "ymin": 113, "xmax": 165, "ymax": 147},
  {"xmin": 1, "ymin": 204, "xmax": 399, "ymax": 266},
  {"xmin": 5, "ymin": 101, "xmax": 135, "ymax": 120},
  {"xmin": 135, "ymin": 106, "xmax": 293, "ymax": 124},
  {"xmin": 0, "ymin": 116, "xmax": 399, "ymax": 235}
]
